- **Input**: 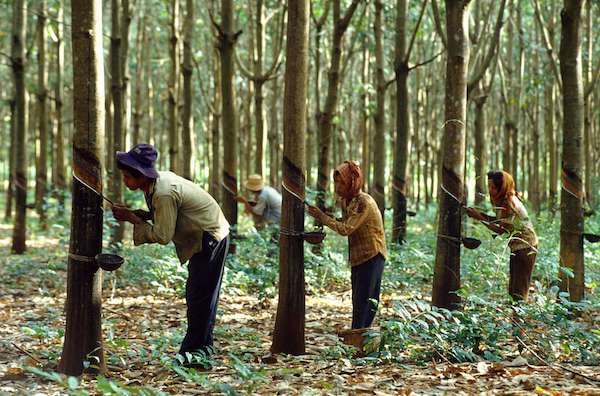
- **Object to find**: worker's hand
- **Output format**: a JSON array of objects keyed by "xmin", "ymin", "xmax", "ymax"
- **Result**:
[
  {"xmin": 235, "ymin": 195, "xmax": 248, "ymax": 204},
  {"xmin": 112, "ymin": 204, "xmax": 143, "ymax": 224},
  {"xmin": 307, "ymin": 204, "xmax": 326, "ymax": 222},
  {"xmin": 465, "ymin": 207, "xmax": 484, "ymax": 221}
]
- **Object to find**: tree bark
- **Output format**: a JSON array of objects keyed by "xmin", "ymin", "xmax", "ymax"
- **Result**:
[
  {"xmin": 110, "ymin": 0, "xmax": 125, "ymax": 245},
  {"xmin": 11, "ymin": 0, "xmax": 27, "ymax": 254},
  {"xmin": 372, "ymin": 0, "xmax": 386, "ymax": 220},
  {"xmin": 432, "ymin": 0, "xmax": 470, "ymax": 310},
  {"xmin": 54, "ymin": 0, "xmax": 67, "ymax": 212},
  {"xmin": 169, "ymin": 0, "xmax": 181, "ymax": 173},
  {"xmin": 59, "ymin": 0, "xmax": 106, "ymax": 376},
  {"xmin": 315, "ymin": 0, "xmax": 360, "ymax": 211},
  {"xmin": 558, "ymin": 0, "xmax": 585, "ymax": 302},
  {"xmin": 219, "ymin": 0, "xmax": 239, "ymax": 230},
  {"xmin": 271, "ymin": 0, "xmax": 309, "ymax": 355},
  {"xmin": 5, "ymin": 100, "xmax": 16, "ymax": 221},
  {"xmin": 182, "ymin": 0, "xmax": 194, "ymax": 180},
  {"xmin": 35, "ymin": 0, "xmax": 48, "ymax": 229}
]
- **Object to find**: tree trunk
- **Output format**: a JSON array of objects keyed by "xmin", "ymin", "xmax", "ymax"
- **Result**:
[
  {"xmin": 583, "ymin": 0, "xmax": 594, "ymax": 209},
  {"xmin": 169, "ymin": 0, "xmax": 180, "ymax": 173},
  {"xmin": 360, "ymin": 36, "xmax": 370, "ymax": 191},
  {"xmin": 473, "ymin": 85, "xmax": 487, "ymax": 206},
  {"xmin": 210, "ymin": 49, "xmax": 222, "ymax": 201},
  {"xmin": 269, "ymin": 74, "xmax": 281, "ymax": 188},
  {"xmin": 220, "ymin": 0, "xmax": 239, "ymax": 229},
  {"xmin": 11, "ymin": 0, "xmax": 27, "ymax": 254},
  {"xmin": 54, "ymin": 0, "xmax": 66, "ymax": 212},
  {"xmin": 182, "ymin": 0, "xmax": 194, "ymax": 180},
  {"xmin": 35, "ymin": 0, "xmax": 48, "ymax": 229},
  {"xmin": 558, "ymin": 0, "xmax": 585, "ymax": 302},
  {"xmin": 271, "ymin": 0, "xmax": 309, "ymax": 355},
  {"xmin": 59, "ymin": 0, "xmax": 106, "ymax": 376},
  {"xmin": 432, "ymin": 0, "xmax": 470, "ymax": 310},
  {"xmin": 316, "ymin": 0, "xmax": 360, "ymax": 210},
  {"xmin": 110, "ymin": 0, "xmax": 125, "ymax": 245},
  {"xmin": 372, "ymin": 0, "xmax": 386, "ymax": 220},
  {"xmin": 132, "ymin": 6, "xmax": 145, "ymax": 145},
  {"xmin": 391, "ymin": 0, "xmax": 408, "ymax": 242}
]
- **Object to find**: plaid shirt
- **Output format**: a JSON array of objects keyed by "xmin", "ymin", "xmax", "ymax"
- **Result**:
[{"xmin": 320, "ymin": 192, "xmax": 387, "ymax": 267}]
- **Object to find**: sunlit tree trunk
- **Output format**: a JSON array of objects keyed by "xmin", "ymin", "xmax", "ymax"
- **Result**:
[
  {"xmin": 271, "ymin": 0, "xmax": 309, "ymax": 355},
  {"xmin": 59, "ymin": 0, "xmax": 106, "ymax": 376},
  {"xmin": 11, "ymin": 0, "xmax": 27, "ymax": 254},
  {"xmin": 558, "ymin": 0, "xmax": 585, "ymax": 302},
  {"xmin": 432, "ymin": 0, "xmax": 470, "ymax": 310}
]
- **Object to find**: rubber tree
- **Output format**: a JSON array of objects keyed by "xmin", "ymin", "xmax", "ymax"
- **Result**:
[
  {"xmin": 271, "ymin": 0, "xmax": 309, "ymax": 355},
  {"xmin": 432, "ymin": 0, "xmax": 470, "ymax": 310},
  {"xmin": 558, "ymin": 0, "xmax": 585, "ymax": 302},
  {"xmin": 59, "ymin": 0, "xmax": 107, "ymax": 376},
  {"xmin": 11, "ymin": 0, "xmax": 27, "ymax": 254}
]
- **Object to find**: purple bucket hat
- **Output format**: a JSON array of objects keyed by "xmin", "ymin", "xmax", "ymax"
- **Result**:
[{"xmin": 116, "ymin": 143, "xmax": 160, "ymax": 179}]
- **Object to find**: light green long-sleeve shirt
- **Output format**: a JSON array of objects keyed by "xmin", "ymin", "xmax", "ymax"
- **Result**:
[{"xmin": 133, "ymin": 171, "xmax": 229, "ymax": 263}]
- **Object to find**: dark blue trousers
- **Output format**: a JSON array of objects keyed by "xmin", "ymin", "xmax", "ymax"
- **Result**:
[
  {"xmin": 179, "ymin": 233, "xmax": 230, "ymax": 354},
  {"xmin": 351, "ymin": 254, "xmax": 385, "ymax": 329}
]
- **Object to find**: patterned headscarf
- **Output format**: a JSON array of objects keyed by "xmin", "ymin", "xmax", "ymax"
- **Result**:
[
  {"xmin": 333, "ymin": 160, "xmax": 363, "ymax": 201},
  {"xmin": 488, "ymin": 170, "xmax": 522, "ymax": 210}
]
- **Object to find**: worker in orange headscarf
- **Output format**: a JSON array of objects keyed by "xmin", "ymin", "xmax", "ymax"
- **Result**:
[
  {"xmin": 307, "ymin": 161, "xmax": 387, "ymax": 329},
  {"xmin": 466, "ymin": 170, "xmax": 538, "ymax": 301}
]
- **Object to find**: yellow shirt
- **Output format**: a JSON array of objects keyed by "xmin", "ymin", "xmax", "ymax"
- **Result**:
[
  {"xmin": 320, "ymin": 192, "xmax": 387, "ymax": 267},
  {"xmin": 133, "ymin": 171, "xmax": 230, "ymax": 263}
]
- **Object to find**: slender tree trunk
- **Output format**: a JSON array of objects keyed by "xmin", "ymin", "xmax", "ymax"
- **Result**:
[
  {"xmin": 59, "ymin": 0, "xmax": 106, "ymax": 376},
  {"xmin": 316, "ymin": 0, "xmax": 360, "ymax": 210},
  {"xmin": 210, "ymin": 49, "xmax": 222, "ymax": 201},
  {"xmin": 473, "ymin": 85, "xmax": 487, "ymax": 206},
  {"xmin": 583, "ymin": 0, "xmax": 594, "ymax": 209},
  {"xmin": 182, "ymin": 0, "xmax": 194, "ymax": 180},
  {"xmin": 169, "ymin": 0, "xmax": 180, "ymax": 173},
  {"xmin": 392, "ymin": 0, "xmax": 409, "ymax": 242},
  {"xmin": 559, "ymin": 0, "xmax": 585, "ymax": 302},
  {"xmin": 372, "ymin": 0, "xmax": 386, "ymax": 220},
  {"xmin": 546, "ymin": 84, "xmax": 558, "ymax": 214},
  {"xmin": 55, "ymin": 0, "xmax": 66, "ymax": 212},
  {"xmin": 360, "ymin": 37, "xmax": 370, "ymax": 191},
  {"xmin": 269, "ymin": 75, "xmax": 281, "ymax": 187},
  {"xmin": 432, "ymin": 0, "xmax": 470, "ymax": 310},
  {"xmin": 132, "ymin": 7, "xmax": 145, "ymax": 145},
  {"xmin": 35, "ymin": 0, "xmax": 48, "ymax": 229},
  {"xmin": 11, "ymin": 0, "xmax": 27, "ymax": 254},
  {"xmin": 271, "ymin": 0, "xmax": 309, "ymax": 355},
  {"xmin": 219, "ymin": 0, "xmax": 239, "ymax": 230},
  {"xmin": 110, "ymin": 0, "xmax": 125, "ymax": 245}
]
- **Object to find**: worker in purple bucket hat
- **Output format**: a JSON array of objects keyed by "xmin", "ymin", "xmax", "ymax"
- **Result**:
[{"xmin": 112, "ymin": 143, "xmax": 230, "ymax": 369}]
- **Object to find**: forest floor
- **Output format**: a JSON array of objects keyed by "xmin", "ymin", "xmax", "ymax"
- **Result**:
[{"xmin": 1, "ymin": 214, "xmax": 600, "ymax": 395}]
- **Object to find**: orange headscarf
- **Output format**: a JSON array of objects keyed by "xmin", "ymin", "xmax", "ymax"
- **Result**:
[
  {"xmin": 489, "ymin": 170, "xmax": 522, "ymax": 210},
  {"xmin": 334, "ymin": 160, "xmax": 363, "ymax": 201}
]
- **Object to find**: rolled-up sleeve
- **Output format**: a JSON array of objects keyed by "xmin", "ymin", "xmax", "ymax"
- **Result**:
[{"xmin": 133, "ymin": 194, "xmax": 179, "ymax": 245}]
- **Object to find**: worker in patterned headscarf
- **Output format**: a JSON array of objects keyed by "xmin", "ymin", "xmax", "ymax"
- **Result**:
[
  {"xmin": 466, "ymin": 170, "xmax": 538, "ymax": 301},
  {"xmin": 307, "ymin": 160, "xmax": 387, "ymax": 329}
]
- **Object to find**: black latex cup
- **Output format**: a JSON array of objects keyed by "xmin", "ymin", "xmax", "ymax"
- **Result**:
[{"xmin": 95, "ymin": 253, "xmax": 124, "ymax": 271}]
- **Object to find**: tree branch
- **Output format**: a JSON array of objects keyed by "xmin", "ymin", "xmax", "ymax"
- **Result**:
[
  {"xmin": 430, "ymin": 0, "xmax": 446, "ymax": 49},
  {"xmin": 533, "ymin": 0, "xmax": 562, "ymax": 91},
  {"xmin": 404, "ymin": 0, "xmax": 428, "ymax": 64},
  {"xmin": 408, "ymin": 49, "xmax": 444, "ymax": 72},
  {"xmin": 467, "ymin": 0, "xmax": 506, "ymax": 94}
]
